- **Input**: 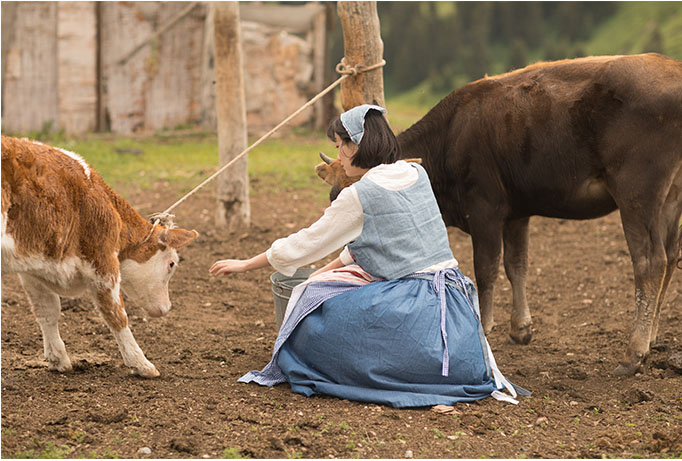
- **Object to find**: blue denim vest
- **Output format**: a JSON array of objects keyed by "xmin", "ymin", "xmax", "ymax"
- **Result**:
[{"xmin": 348, "ymin": 163, "xmax": 454, "ymax": 279}]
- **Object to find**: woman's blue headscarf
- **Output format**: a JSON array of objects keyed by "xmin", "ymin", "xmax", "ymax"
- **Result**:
[{"xmin": 340, "ymin": 104, "xmax": 387, "ymax": 145}]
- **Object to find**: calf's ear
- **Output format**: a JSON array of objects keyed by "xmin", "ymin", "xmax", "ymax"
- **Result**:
[
  {"xmin": 159, "ymin": 228, "xmax": 199, "ymax": 249},
  {"xmin": 315, "ymin": 162, "xmax": 333, "ymax": 184}
]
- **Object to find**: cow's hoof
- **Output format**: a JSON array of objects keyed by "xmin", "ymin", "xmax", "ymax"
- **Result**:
[
  {"xmin": 613, "ymin": 362, "xmax": 641, "ymax": 377},
  {"xmin": 509, "ymin": 325, "xmax": 533, "ymax": 345},
  {"xmin": 47, "ymin": 358, "xmax": 73, "ymax": 373},
  {"xmin": 482, "ymin": 320, "xmax": 496, "ymax": 335},
  {"xmin": 132, "ymin": 366, "xmax": 160, "ymax": 379}
]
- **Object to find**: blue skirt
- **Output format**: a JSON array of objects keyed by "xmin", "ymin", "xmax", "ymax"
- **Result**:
[{"xmin": 275, "ymin": 272, "xmax": 501, "ymax": 408}]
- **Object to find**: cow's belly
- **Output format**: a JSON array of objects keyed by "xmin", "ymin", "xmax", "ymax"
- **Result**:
[
  {"xmin": 525, "ymin": 177, "xmax": 618, "ymax": 219},
  {"xmin": 546, "ymin": 178, "xmax": 618, "ymax": 219}
]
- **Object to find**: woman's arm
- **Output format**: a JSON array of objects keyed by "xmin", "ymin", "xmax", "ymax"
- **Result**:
[
  {"xmin": 209, "ymin": 252, "xmax": 270, "ymax": 276},
  {"xmin": 266, "ymin": 186, "xmax": 362, "ymax": 276},
  {"xmin": 210, "ymin": 186, "xmax": 362, "ymax": 278}
]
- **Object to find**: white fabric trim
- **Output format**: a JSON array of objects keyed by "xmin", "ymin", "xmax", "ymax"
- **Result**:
[{"xmin": 485, "ymin": 339, "xmax": 519, "ymax": 404}]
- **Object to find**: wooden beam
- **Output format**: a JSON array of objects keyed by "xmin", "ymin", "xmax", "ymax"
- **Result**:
[
  {"xmin": 213, "ymin": 2, "xmax": 250, "ymax": 229},
  {"xmin": 337, "ymin": 1, "xmax": 385, "ymax": 111}
]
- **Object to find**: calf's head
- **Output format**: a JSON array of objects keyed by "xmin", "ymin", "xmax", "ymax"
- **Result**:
[
  {"xmin": 315, "ymin": 152, "xmax": 363, "ymax": 202},
  {"xmin": 315, "ymin": 152, "xmax": 422, "ymax": 201},
  {"xmin": 119, "ymin": 225, "xmax": 198, "ymax": 318}
]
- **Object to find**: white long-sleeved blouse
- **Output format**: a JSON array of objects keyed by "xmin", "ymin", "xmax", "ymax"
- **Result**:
[{"xmin": 266, "ymin": 160, "xmax": 459, "ymax": 276}]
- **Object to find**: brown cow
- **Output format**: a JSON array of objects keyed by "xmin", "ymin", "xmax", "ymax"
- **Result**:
[
  {"xmin": 317, "ymin": 53, "xmax": 682, "ymax": 376},
  {"xmin": 1, "ymin": 136, "xmax": 199, "ymax": 377}
]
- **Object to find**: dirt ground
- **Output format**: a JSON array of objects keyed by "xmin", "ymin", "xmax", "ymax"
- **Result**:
[{"xmin": 2, "ymin": 178, "xmax": 681, "ymax": 459}]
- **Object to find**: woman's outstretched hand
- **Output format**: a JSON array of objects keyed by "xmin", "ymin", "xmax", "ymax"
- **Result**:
[
  {"xmin": 209, "ymin": 259, "xmax": 249, "ymax": 276},
  {"xmin": 209, "ymin": 252, "xmax": 270, "ymax": 276}
]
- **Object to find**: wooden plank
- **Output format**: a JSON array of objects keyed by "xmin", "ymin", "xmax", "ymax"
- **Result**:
[
  {"xmin": 100, "ymin": 2, "xmax": 154, "ymax": 133},
  {"xmin": 144, "ymin": 2, "xmax": 205, "ymax": 131},
  {"xmin": 1, "ymin": 2, "xmax": 58, "ymax": 133},
  {"xmin": 239, "ymin": 3, "xmax": 324, "ymax": 34},
  {"xmin": 57, "ymin": 1, "xmax": 97, "ymax": 134}
]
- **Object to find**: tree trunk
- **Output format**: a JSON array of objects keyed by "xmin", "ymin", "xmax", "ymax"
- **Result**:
[
  {"xmin": 336, "ymin": 1, "xmax": 385, "ymax": 111},
  {"xmin": 213, "ymin": 2, "xmax": 250, "ymax": 229}
]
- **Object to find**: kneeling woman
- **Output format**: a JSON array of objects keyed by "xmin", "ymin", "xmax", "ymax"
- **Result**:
[{"xmin": 209, "ymin": 105, "xmax": 523, "ymax": 408}]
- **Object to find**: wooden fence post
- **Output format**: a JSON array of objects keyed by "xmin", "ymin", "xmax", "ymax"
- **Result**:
[
  {"xmin": 213, "ymin": 2, "xmax": 250, "ymax": 229},
  {"xmin": 336, "ymin": 1, "xmax": 385, "ymax": 111}
]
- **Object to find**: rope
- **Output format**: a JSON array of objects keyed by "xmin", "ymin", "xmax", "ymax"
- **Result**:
[
  {"xmin": 335, "ymin": 57, "xmax": 386, "ymax": 76},
  {"xmin": 146, "ymin": 58, "xmax": 386, "ymax": 239}
]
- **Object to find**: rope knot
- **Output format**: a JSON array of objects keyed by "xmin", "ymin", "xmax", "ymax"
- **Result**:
[
  {"xmin": 143, "ymin": 212, "xmax": 176, "ymax": 243},
  {"xmin": 148, "ymin": 212, "xmax": 176, "ymax": 229},
  {"xmin": 335, "ymin": 57, "xmax": 386, "ymax": 77}
]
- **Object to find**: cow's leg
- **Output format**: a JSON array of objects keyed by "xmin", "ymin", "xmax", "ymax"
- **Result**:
[
  {"xmin": 649, "ymin": 184, "xmax": 682, "ymax": 346},
  {"xmin": 650, "ymin": 257, "xmax": 676, "ymax": 347},
  {"xmin": 503, "ymin": 217, "xmax": 532, "ymax": 344},
  {"xmin": 18, "ymin": 274, "xmax": 72, "ymax": 372},
  {"xmin": 470, "ymin": 218, "xmax": 504, "ymax": 334},
  {"xmin": 94, "ymin": 287, "xmax": 159, "ymax": 378},
  {"xmin": 614, "ymin": 209, "xmax": 668, "ymax": 376}
]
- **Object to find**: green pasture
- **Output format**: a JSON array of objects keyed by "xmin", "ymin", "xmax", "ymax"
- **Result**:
[{"xmin": 8, "ymin": 99, "xmax": 431, "ymax": 201}]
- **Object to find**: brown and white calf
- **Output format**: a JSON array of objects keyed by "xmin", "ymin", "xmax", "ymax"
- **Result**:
[{"xmin": 1, "ymin": 136, "xmax": 198, "ymax": 377}]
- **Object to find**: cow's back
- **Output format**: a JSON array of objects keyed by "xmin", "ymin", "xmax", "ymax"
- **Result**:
[
  {"xmin": 1, "ymin": 136, "xmax": 121, "ymax": 274},
  {"xmin": 447, "ymin": 54, "xmax": 681, "ymax": 219}
]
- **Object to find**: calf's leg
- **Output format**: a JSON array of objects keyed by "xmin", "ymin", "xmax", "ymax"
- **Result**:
[
  {"xmin": 503, "ymin": 217, "xmax": 533, "ymax": 344},
  {"xmin": 95, "ymin": 287, "xmax": 159, "ymax": 378},
  {"xmin": 19, "ymin": 274, "xmax": 72, "ymax": 372}
]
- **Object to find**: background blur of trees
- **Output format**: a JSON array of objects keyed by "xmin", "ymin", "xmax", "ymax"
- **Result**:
[{"xmin": 328, "ymin": 2, "xmax": 682, "ymax": 99}]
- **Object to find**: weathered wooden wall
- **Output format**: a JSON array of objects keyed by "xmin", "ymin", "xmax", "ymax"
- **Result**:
[
  {"xmin": 100, "ymin": 2, "xmax": 205, "ymax": 133},
  {"xmin": 0, "ymin": 1, "xmax": 328, "ymax": 136}
]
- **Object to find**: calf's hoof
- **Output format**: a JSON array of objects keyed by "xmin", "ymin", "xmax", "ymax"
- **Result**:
[
  {"xmin": 613, "ymin": 361, "xmax": 642, "ymax": 377},
  {"xmin": 131, "ymin": 364, "xmax": 160, "ymax": 379},
  {"xmin": 130, "ymin": 361, "xmax": 161, "ymax": 379},
  {"xmin": 509, "ymin": 324, "xmax": 533, "ymax": 345}
]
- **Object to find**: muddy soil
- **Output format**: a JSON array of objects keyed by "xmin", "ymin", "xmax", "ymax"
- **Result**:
[{"xmin": 2, "ymin": 179, "xmax": 681, "ymax": 459}]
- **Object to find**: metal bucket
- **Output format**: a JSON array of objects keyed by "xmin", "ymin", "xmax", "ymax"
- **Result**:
[{"xmin": 270, "ymin": 268, "xmax": 315, "ymax": 330}]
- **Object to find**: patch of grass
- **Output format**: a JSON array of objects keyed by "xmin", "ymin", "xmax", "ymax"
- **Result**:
[
  {"xmin": 285, "ymin": 448, "xmax": 302, "ymax": 459},
  {"xmin": 97, "ymin": 448, "xmax": 121, "ymax": 459},
  {"xmin": 12, "ymin": 442, "xmax": 73, "ymax": 459},
  {"xmin": 433, "ymin": 428, "xmax": 445, "ymax": 439},
  {"xmin": 222, "ymin": 447, "xmax": 248, "ymax": 459}
]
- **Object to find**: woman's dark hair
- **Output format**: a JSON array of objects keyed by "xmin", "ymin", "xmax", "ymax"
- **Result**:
[{"xmin": 326, "ymin": 109, "xmax": 399, "ymax": 168}]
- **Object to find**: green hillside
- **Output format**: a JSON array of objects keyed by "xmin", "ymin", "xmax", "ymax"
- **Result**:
[
  {"xmin": 361, "ymin": 2, "xmax": 682, "ymax": 103},
  {"xmin": 585, "ymin": 2, "xmax": 682, "ymax": 59}
]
